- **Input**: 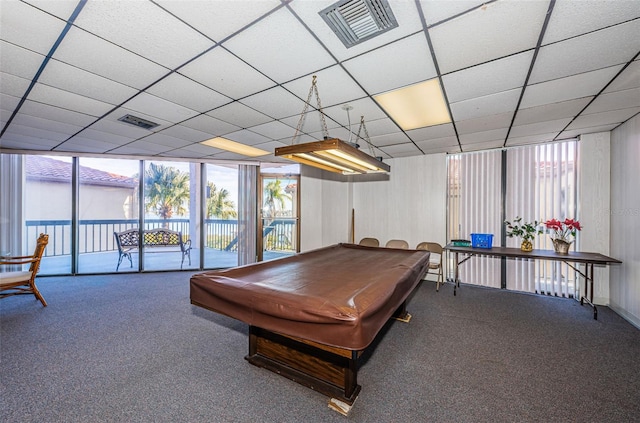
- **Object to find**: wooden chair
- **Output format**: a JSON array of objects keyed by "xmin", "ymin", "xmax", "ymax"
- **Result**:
[
  {"xmin": 0, "ymin": 233, "xmax": 49, "ymax": 306},
  {"xmin": 416, "ymin": 242, "xmax": 444, "ymax": 290},
  {"xmin": 385, "ymin": 239, "xmax": 409, "ymax": 249},
  {"xmin": 358, "ymin": 237, "xmax": 380, "ymax": 247}
]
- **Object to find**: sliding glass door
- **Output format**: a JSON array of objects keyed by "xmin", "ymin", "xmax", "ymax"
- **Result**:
[{"xmin": 259, "ymin": 172, "xmax": 300, "ymax": 261}]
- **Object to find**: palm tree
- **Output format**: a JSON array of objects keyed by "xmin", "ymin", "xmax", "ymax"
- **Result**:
[
  {"xmin": 263, "ymin": 179, "xmax": 291, "ymax": 218},
  {"xmin": 206, "ymin": 182, "xmax": 237, "ymax": 219},
  {"xmin": 144, "ymin": 163, "xmax": 190, "ymax": 225}
]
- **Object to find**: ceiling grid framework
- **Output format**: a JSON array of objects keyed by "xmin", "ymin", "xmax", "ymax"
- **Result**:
[{"xmin": 0, "ymin": 0, "xmax": 639, "ymax": 162}]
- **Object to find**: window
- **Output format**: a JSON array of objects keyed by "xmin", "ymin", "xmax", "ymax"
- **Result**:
[{"xmin": 447, "ymin": 140, "xmax": 579, "ymax": 296}]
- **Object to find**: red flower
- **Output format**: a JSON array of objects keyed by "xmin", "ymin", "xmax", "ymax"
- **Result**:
[{"xmin": 545, "ymin": 218, "xmax": 582, "ymax": 242}]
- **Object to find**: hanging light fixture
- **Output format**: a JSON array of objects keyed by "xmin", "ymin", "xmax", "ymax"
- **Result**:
[{"xmin": 275, "ymin": 76, "xmax": 389, "ymax": 175}]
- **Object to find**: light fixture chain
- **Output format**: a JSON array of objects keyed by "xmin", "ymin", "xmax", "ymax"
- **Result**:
[
  {"xmin": 356, "ymin": 116, "xmax": 376, "ymax": 157},
  {"xmin": 291, "ymin": 75, "xmax": 329, "ymax": 145}
]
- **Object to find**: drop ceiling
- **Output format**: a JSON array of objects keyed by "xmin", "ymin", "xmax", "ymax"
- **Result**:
[{"xmin": 1, "ymin": 0, "xmax": 638, "ymax": 163}]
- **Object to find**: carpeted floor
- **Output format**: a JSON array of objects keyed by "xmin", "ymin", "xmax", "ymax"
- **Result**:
[{"xmin": 1, "ymin": 272, "xmax": 639, "ymax": 422}]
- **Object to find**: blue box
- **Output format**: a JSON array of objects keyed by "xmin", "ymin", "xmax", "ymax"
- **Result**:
[{"xmin": 471, "ymin": 233, "xmax": 493, "ymax": 249}]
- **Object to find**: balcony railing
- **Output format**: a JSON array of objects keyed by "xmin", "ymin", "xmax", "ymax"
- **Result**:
[{"xmin": 25, "ymin": 218, "xmax": 297, "ymax": 257}]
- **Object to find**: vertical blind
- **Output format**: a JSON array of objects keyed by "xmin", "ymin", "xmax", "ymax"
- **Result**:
[
  {"xmin": 448, "ymin": 141, "xmax": 579, "ymax": 296},
  {"xmin": 237, "ymin": 164, "xmax": 258, "ymax": 266},
  {"xmin": 448, "ymin": 150, "xmax": 502, "ymax": 288}
]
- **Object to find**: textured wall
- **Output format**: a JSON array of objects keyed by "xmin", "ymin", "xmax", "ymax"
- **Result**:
[{"xmin": 610, "ymin": 113, "xmax": 640, "ymax": 328}]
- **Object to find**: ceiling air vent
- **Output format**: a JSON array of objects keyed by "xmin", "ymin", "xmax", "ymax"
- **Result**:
[
  {"xmin": 319, "ymin": 0, "xmax": 398, "ymax": 48},
  {"xmin": 117, "ymin": 114, "xmax": 159, "ymax": 130}
]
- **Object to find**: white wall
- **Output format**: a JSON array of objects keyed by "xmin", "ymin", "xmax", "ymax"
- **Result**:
[
  {"xmin": 579, "ymin": 133, "xmax": 611, "ymax": 305},
  {"xmin": 610, "ymin": 113, "xmax": 640, "ymax": 328},
  {"xmin": 300, "ymin": 153, "xmax": 448, "ymax": 252},
  {"xmin": 353, "ymin": 154, "xmax": 447, "ymax": 249}
]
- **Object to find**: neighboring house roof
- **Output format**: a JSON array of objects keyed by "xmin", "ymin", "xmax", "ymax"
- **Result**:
[{"xmin": 26, "ymin": 156, "xmax": 138, "ymax": 188}]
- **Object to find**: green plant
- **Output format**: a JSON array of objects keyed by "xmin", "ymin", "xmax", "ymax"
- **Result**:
[{"xmin": 505, "ymin": 217, "xmax": 542, "ymax": 242}]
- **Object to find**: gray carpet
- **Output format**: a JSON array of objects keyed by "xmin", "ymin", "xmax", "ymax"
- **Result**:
[{"xmin": 1, "ymin": 272, "xmax": 639, "ymax": 422}]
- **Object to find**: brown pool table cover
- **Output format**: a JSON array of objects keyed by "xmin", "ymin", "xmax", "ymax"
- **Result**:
[{"xmin": 190, "ymin": 243, "xmax": 430, "ymax": 350}]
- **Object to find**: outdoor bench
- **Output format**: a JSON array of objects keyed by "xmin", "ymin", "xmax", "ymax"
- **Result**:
[{"xmin": 114, "ymin": 228, "xmax": 192, "ymax": 270}]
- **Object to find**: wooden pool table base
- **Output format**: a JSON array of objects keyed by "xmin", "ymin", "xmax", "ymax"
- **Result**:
[{"xmin": 246, "ymin": 326, "xmax": 362, "ymax": 408}]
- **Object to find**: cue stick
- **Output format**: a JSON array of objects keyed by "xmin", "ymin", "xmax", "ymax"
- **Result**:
[{"xmin": 351, "ymin": 208, "xmax": 355, "ymax": 243}]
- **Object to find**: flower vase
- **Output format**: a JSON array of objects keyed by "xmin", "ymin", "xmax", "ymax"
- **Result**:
[
  {"xmin": 521, "ymin": 240, "xmax": 533, "ymax": 252},
  {"xmin": 552, "ymin": 239, "xmax": 572, "ymax": 254}
]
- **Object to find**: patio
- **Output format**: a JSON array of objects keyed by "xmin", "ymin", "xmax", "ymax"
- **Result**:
[{"xmin": 39, "ymin": 248, "xmax": 293, "ymax": 275}]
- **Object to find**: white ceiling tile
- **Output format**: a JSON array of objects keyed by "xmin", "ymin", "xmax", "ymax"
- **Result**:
[
  {"xmin": 53, "ymin": 27, "xmax": 169, "ymax": 90},
  {"xmin": 109, "ymin": 140, "xmax": 172, "ymax": 155},
  {"xmin": 442, "ymin": 51, "xmax": 533, "ymax": 102},
  {"xmin": 462, "ymin": 140, "xmax": 504, "ymax": 152},
  {"xmin": 566, "ymin": 107, "xmax": 640, "ymax": 130},
  {"xmin": 406, "ymin": 123, "xmax": 455, "ymax": 141},
  {"xmin": 419, "ymin": 0, "xmax": 488, "ymax": 26},
  {"xmin": 73, "ymin": 0, "xmax": 213, "ymax": 69},
  {"xmin": 559, "ymin": 124, "xmax": 620, "ymax": 139},
  {"xmin": 505, "ymin": 132, "xmax": 560, "ymax": 147},
  {"xmin": 19, "ymin": 100, "xmax": 96, "ymax": 127},
  {"xmin": 369, "ymin": 132, "xmax": 413, "ymax": 147},
  {"xmin": 456, "ymin": 112, "xmax": 513, "ymax": 135},
  {"xmin": 156, "ymin": 149, "xmax": 205, "ymax": 159},
  {"xmin": 583, "ymin": 88, "xmax": 640, "ymax": 115},
  {"xmin": 176, "ymin": 142, "xmax": 222, "ymax": 156},
  {"xmin": 543, "ymin": 0, "xmax": 640, "ymax": 45},
  {"xmin": 0, "ymin": 41, "xmax": 45, "ymax": 80},
  {"xmin": 252, "ymin": 140, "xmax": 288, "ymax": 152},
  {"xmin": 181, "ymin": 114, "xmax": 240, "ymax": 136},
  {"xmin": 12, "ymin": 113, "xmax": 83, "ymax": 137},
  {"xmin": 247, "ymin": 121, "xmax": 296, "ymax": 140},
  {"xmin": 430, "ymin": 0, "xmax": 549, "ymax": 73},
  {"xmin": 121, "ymin": 92, "xmax": 199, "ymax": 124},
  {"xmin": 459, "ymin": 128, "xmax": 508, "ymax": 144},
  {"xmin": 39, "ymin": 59, "xmax": 138, "ymax": 105},
  {"xmin": 521, "ymin": 65, "xmax": 623, "ymax": 109},
  {"xmin": 28, "ymin": 83, "xmax": 114, "ymax": 117},
  {"xmin": 224, "ymin": 8, "xmax": 335, "ymax": 83},
  {"xmin": 359, "ymin": 118, "xmax": 403, "ymax": 138},
  {"xmin": 604, "ymin": 60, "xmax": 640, "ymax": 93},
  {"xmin": 160, "ymin": 125, "xmax": 214, "ymax": 143},
  {"xmin": 421, "ymin": 145, "xmax": 460, "ymax": 155},
  {"xmin": 415, "ymin": 136, "xmax": 460, "ymax": 151},
  {"xmin": 0, "ymin": 0, "xmax": 67, "ymax": 55},
  {"xmin": 0, "ymin": 72, "xmax": 31, "ymax": 98},
  {"xmin": 514, "ymin": 98, "xmax": 592, "ymax": 126},
  {"xmin": 530, "ymin": 20, "xmax": 640, "ymax": 84},
  {"xmin": 211, "ymin": 151, "xmax": 259, "ymax": 161},
  {"xmin": 343, "ymin": 33, "xmax": 436, "ymax": 94},
  {"xmin": 283, "ymin": 65, "xmax": 367, "ymax": 109},
  {"xmin": 224, "ymin": 129, "xmax": 270, "ymax": 146},
  {"xmin": 308, "ymin": 126, "xmax": 353, "ymax": 142},
  {"xmin": 322, "ymin": 97, "xmax": 388, "ymax": 126},
  {"xmin": 381, "ymin": 142, "xmax": 422, "ymax": 158},
  {"xmin": 155, "ymin": 0, "xmax": 281, "ymax": 42},
  {"xmin": 53, "ymin": 138, "xmax": 120, "ymax": 154},
  {"xmin": 509, "ymin": 118, "xmax": 572, "ymax": 138},
  {"xmin": 146, "ymin": 73, "xmax": 232, "ymax": 113},
  {"xmin": 0, "ymin": 93, "xmax": 21, "ymax": 114},
  {"xmin": 450, "ymin": 89, "xmax": 520, "ymax": 121},
  {"xmin": 240, "ymin": 87, "xmax": 307, "ymax": 120},
  {"xmin": 207, "ymin": 102, "xmax": 272, "ymax": 128},
  {"xmin": 5, "ymin": 122, "xmax": 69, "ymax": 142},
  {"xmin": 139, "ymin": 132, "xmax": 192, "ymax": 149},
  {"xmin": 280, "ymin": 111, "xmax": 341, "ymax": 136},
  {"xmin": 178, "ymin": 47, "xmax": 274, "ymax": 99},
  {"xmin": 289, "ymin": 0, "xmax": 424, "ymax": 62},
  {"xmin": 21, "ymin": 0, "xmax": 79, "ymax": 20},
  {"xmin": 0, "ymin": 131, "xmax": 64, "ymax": 149},
  {"xmin": 73, "ymin": 128, "xmax": 133, "ymax": 146}
]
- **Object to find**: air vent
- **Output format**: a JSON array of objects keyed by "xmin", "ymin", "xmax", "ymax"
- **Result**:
[
  {"xmin": 319, "ymin": 0, "xmax": 398, "ymax": 48},
  {"xmin": 117, "ymin": 114, "xmax": 159, "ymax": 130}
]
